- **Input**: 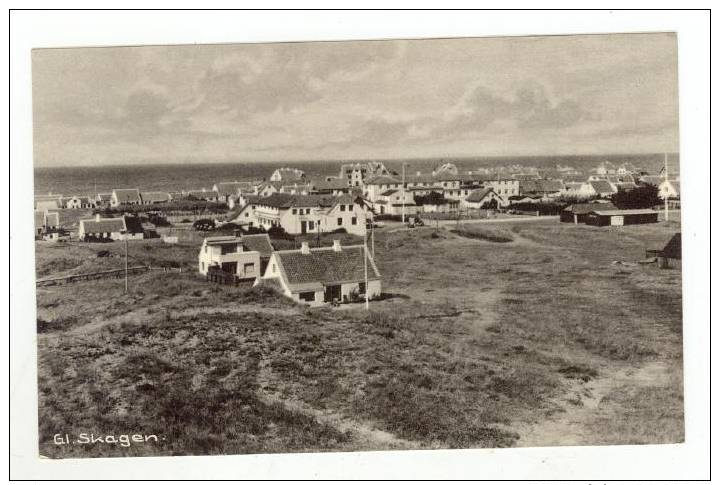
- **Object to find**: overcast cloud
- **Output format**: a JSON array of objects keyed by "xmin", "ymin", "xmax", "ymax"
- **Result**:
[{"xmin": 32, "ymin": 33, "xmax": 678, "ymax": 167}]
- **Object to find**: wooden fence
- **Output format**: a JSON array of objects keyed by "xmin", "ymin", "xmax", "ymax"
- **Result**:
[{"xmin": 36, "ymin": 266, "xmax": 149, "ymax": 287}]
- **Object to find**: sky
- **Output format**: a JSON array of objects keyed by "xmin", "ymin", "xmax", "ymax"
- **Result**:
[{"xmin": 32, "ymin": 33, "xmax": 679, "ymax": 167}]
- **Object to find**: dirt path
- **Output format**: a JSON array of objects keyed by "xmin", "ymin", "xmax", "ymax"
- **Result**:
[
  {"xmin": 514, "ymin": 360, "xmax": 672, "ymax": 447},
  {"xmin": 255, "ymin": 359, "xmax": 422, "ymax": 450}
]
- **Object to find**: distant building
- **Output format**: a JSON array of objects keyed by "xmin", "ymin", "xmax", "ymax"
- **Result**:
[
  {"xmin": 185, "ymin": 189, "xmax": 219, "ymax": 202},
  {"xmin": 482, "ymin": 179, "xmax": 520, "ymax": 200},
  {"xmin": 141, "ymin": 191, "xmax": 172, "ymax": 204},
  {"xmin": 270, "ymin": 167, "xmax": 306, "ymax": 182},
  {"xmin": 577, "ymin": 180, "xmax": 615, "ymax": 198},
  {"xmin": 35, "ymin": 210, "xmax": 60, "ymax": 238},
  {"xmin": 461, "ymin": 188, "xmax": 504, "ymax": 210},
  {"xmin": 110, "ymin": 189, "xmax": 142, "ymax": 207},
  {"xmin": 78, "ymin": 214, "xmax": 144, "ymax": 241},
  {"xmin": 585, "ymin": 208, "xmax": 659, "ymax": 226},
  {"xmin": 258, "ymin": 240, "xmax": 381, "ymax": 306},
  {"xmin": 373, "ymin": 189, "xmax": 418, "ymax": 216},
  {"xmin": 432, "ymin": 162, "xmax": 459, "ymax": 177},
  {"xmin": 658, "ymin": 180, "xmax": 680, "ymax": 200},
  {"xmin": 35, "ymin": 195, "xmax": 64, "ymax": 211},
  {"xmin": 519, "ymin": 179, "xmax": 565, "ymax": 198},
  {"xmin": 95, "ymin": 193, "xmax": 113, "ymax": 207},
  {"xmin": 249, "ymin": 193, "xmax": 368, "ymax": 236},
  {"xmin": 65, "ymin": 196, "xmax": 95, "ymax": 209},
  {"xmin": 560, "ymin": 202, "xmax": 618, "ymax": 224},
  {"xmin": 310, "ymin": 177, "xmax": 352, "ymax": 195},
  {"xmin": 198, "ymin": 235, "xmax": 263, "ymax": 282},
  {"xmin": 339, "ymin": 162, "xmax": 390, "ymax": 187},
  {"xmin": 363, "ymin": 175, "xmax": 403, "ymax": 202},
  {"xmin": 213, "ymin": 182, "xmax": 254, "ymax": 202}
]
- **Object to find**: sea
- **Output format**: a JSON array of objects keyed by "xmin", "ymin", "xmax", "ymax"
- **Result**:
[{"xmin": 33, "ymin": 153, "xmax": 680, "ymax": 197}]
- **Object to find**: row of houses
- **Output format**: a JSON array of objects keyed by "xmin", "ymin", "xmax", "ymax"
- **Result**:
[
  {"xmin": 34, "ymin": 189, "xmax": 173, "ymax": 210},
  {"xmin": 198, "ymin": 234, "xmax": 381, "ymax": 306}
]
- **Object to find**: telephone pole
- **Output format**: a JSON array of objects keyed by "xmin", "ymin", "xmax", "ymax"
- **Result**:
[
  {"xmin": 664, "ymin": 152, "xmax": 669, "ymax": 222},
  {"xmin": 363, "ymin": 237, "xmax": 370, "ymax": 311},
  {"xmin": 401, "ymin": 163, "xmax": 406, "ymax": 224},
  {"xmin": 124, "ymin": 236, "xmax": 129, "ymax": 293}
]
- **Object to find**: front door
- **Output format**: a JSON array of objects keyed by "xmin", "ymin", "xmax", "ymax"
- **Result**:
[
  {"xmin": 301, "ymin": 220, "xmax": 307, "ymax": 234},
  {"xmin": 324, "ymin": 285, "xmax": 341, "ymax": 303}
]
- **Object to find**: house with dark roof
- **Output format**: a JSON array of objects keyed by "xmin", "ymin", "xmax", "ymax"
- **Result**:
[
  {"xmin": 585, "ymin": 208, "xmax": 659, "ymax": 227},
  {"xmin": 259, "ymin": 240, "xmax": 381, "ymax": 306},
  {"xmin": 110, "ymin": 189, "xmax": 142, "ymax": 207},
  {"xmin": 560, "ymin": 202, "xmax": 618, "ymax": 223},
  {"xmin": 310, "ymin": 177, "xmax": 352, "ymax": 195},
  {"xmin": 519, "ymin": 179, "xmax": 565, "ymax": 197}
]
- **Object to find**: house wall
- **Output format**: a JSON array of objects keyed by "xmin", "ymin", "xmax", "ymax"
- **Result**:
[{"xmin": 198, "ymin": 243, "xmax": 261, "ymax": 278}]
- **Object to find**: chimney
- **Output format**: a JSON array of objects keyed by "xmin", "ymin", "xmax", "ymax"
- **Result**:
[
  {"xmin": 332, "ymin": 240, "xmax": 342, "ymax": 252},
  {"xmin": 300, "ymin": 241, "xmax": 310, "ymax": 254},
  {"xmin": 95, "ymin": 213, "xmax": 101, "ymax": 222}
]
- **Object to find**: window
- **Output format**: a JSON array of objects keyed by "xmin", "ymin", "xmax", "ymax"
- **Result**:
[
  {"xmin": 359, "ymin": 282, "xmax": 366, "ymax": 294},
  {"xmin": 340, "ymin": 204, "xmax": 345, "ymax": 211},
  {"xmin": 349, "ymin": 204, "xmax": 354, "ymax": 211},
  {"xmin": 244, "ymin": 262, "xmax": 255, "ymax": 274},
  {"xmin": 337, "ymin": 217, "xmax": 343, "ymax": 226},
  {"xmin": 351, "ymin": 217, "xmax": 357, "ymax": 225},
  {"xmin": 309, "ymin": 221, "xmax": 315, "ymax": 230},
  {"xmin": 201, "ymin": 262, "xmax": 205, "ymax": 271},
  {"xmin": 292, "ymin": 209, "xmax": 297, "ymax": 214},
  {"xmin": 299, "ymin": 291, "xmax": 315, "ymax": 302}
]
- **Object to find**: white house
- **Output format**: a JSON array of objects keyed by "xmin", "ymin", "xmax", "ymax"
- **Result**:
[
  {"xmin": 140, "ymin": 191, "xmax": 172, "ymax": 204},
  {"xmin": 35, "ymin": 210, "xmax": 60, "ymax": 237},
  {"xmin": 197, "ymin": 235, "xmax": 263, "ymax": 281},
  {"xmin": 257, "ymin": 240, "xmax": 381, "ymax": 306},
  {"xmin": 270, "ymin": 167, "xmax": 306, "ymax": 182},
  {"xmin": 658, "ymin": 180, "xmax": 680, "ymax": 200},
  {"xmin": 373, "ymin": 189, "xmax": 418, "ymax": 216},
  {"xmin": 250, "ymin": 193, "xmax": 368, "ymax": 236},
  {"xmin": 577, "ymin": 180, "xmax": 616, "ymax": 198},
  {"xmin": 78, "ymin": 214, "xmax": 144, "ymax": 241},
  {"xmin": 460, "ymin": 188, "xmax": 504, "ymax": 209},
  {"xmin": 65, "ymin": 196, "xmax": 95, "ymax": 209},
  {"xmin": 110, "ymin": 188, "xmax": 142, "ymax": 207},
  {"xmin": 481, "ymin": 179, "xmax": 520, "ymax": 199},
  {"xmin": 363, "ymin": 175, "xmax": 403, "ymax": 202}
]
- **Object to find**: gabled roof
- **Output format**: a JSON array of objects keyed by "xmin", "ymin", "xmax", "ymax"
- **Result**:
[
  {"xmin": 465, "ymin": 188, "xmax": 497, "ymax": 203},
  {"xmin": 80, "ymin": 216, "xmax": 127, "ymax": 234},
  {"xmin": 186, "ymin": 190, "xmax": 216, "ymax": 199},
  {"xmin": 563, "ymin": 202, "xmax": 618, "ymax": 214},
  {"xmin": 273, "ymin": 168, "xmax": 305, "ymax": 181},
  {"xmin": 112, "ymin": 189, "xmax": 141, "ymax": 203},
  {"xmin": 215, "ymin": 182, "xmax": 253, "ymax": 196},
  {"xmin": 365, "ymin": 175, "xmax": 402, "ymax": 186},
  {"xmin": 141, "ymin": 191, "xmax": 171, "ymax": 203},
  {"xmin": 96, "ymin": 193, "xmax": 112, "ymax": 201},
  {"xmin": 45, "ymin": 212, "xmax": 59, "ymax": 227},
  {"xmin": 311, "ymin": 178, "xmax": 349, "ymax": 191},
  {"xmin": 661, "ymin": 233, "xmax": 682, "ymax": 260},
  {"xmin": 275, "ymin": 245, "xmax": 380, "ymax": 290},
  {"xmin": 520, "ymin": 179, "xmax": 564, "ymax": 194},
  {"xmin": 589, "ymin": 180, "xmax": 614, "ymax": 193},
  {"xmin": 241, "ymin": 234, "xmax": 274, "ymax": 258},
  {"xmin": 34, "ymin": 210, "xmax": 45, "ymax": 229}
]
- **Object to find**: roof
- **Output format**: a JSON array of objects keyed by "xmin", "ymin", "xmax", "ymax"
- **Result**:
[
  {"xmin": 34, "ymin": 211, "xmax": 45, "ymax": 229},
  {"xmin": 661, "ymin": 233, "xmax": 682, "ymax": 259},
  {"xmin": 588, "ymin": 180, "xmax": 614, "ymax": 193},
  {"xmin": 639, "ymin": 175, "xmax": 664, "ymax": 186},
  {"xmin": 254, "ymin": 193, "xmax": 349, "ymax": 209},
  {"xmin": 112, "ymin": 189, "xmax": 141, "ymax": 203},
  {"xmin": 124, "ymin": 216, "xmax": 145, "ymax": 234},
  {"xmin": 465, "ymin": 188, "xmax": 497, "ymax": 203},
  {"xmin": 96, "ymin": 193, "xmax": 112, "ymax": 201},
  {"xmin": 241, "ymin": 234, "xmax": 274, "ymax": 258},
  {"xmin": 80, "ymin": 217, "xmax": 126, "ymax": 234},
  {"xmin": 187, "ymin": 190, "xmax": 216, "ymax": 199},
  {"xmin": 663, "ymin": 180, "xmax": 681, "ymax": 195},
  {"xmin": 520, "ymin": 179, "xmax": 564, "ymax": 193},
  {"xmin": 141, "ymin": 191, "xmax": 171, "ymax": 203},
  {"xmin": 405, "ymin": 173, "xmax": 437, "ymax": 184},
  {"xmin": 591, "ymin": 209, "xmax": 658, "ymax": 216},
  {"xmin": 380, "ymin": 189, "xmax": 398, "ymax": 197},
  {"xmin": 275, "ymin": 245, "xmax": 380, "ymax": 289},
  {"xmin": 311, "ymin": 178, "xmax": 349, "ymax": 191},
  {"xmin": 365, "ymin": 175, "xmax": 402, "ymax": 185},
  {"xmin": 45, "ymin": 212, "xmax": 59, "ymax": 227},
  {"xmin": 563, "ymin": 202, "xmax": 618, "ymax": 214},
  {"xmin": 215, "ymin": 182, "xmax": 253, "ymax": 196},
  {"xmin": 273, "ymin": 168, "xmax": 305, "ymax": 181},
  {"xmin": 204, "ymin": 235, "xmax": 243, "ymax": 245}
]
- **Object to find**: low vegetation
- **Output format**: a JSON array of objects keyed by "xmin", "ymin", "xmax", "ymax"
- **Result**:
[{"xmin": 36, "ymin": 216, "xmax": 683, "ymax": 457}]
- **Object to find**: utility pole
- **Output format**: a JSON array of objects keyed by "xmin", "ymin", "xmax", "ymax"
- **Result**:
[
  {"xmin": 124, "ymin": 235, "xmax": 129, "ymax": 293},
  {"xmin": 364, "ymin": 237, "xmax": 370, "ymax": 311},
  {"xmin": 664, "ymin": 152, "xmax": 669, "ymax": 222},
  {"xmin": 370, "ymin": 207, "xmax": 375, "ymax": 258},
  {"xmin": 401, "ymin": 163, "xmax": 406, "ymax": 224}
]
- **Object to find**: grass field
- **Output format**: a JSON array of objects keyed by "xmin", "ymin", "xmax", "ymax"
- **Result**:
[{"xmin": 35, "ymin": 216, "xmax": 683, "ymax": 457}]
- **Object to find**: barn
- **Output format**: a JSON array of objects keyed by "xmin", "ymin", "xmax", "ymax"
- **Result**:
[
  {"xmin": 560, "ymin": 203, "xmax": 617, "ymax": 224},
  {"xmin": 585, "ymin": 208, "xmax": 659, "ymax": 226}
]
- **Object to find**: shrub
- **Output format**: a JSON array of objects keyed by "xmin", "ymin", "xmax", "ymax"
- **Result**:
[{"xmin": 193, "ymin": 219, "xmax": 216, "ymax": 231}]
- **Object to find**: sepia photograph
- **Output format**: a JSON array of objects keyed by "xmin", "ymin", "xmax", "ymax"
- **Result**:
[{"xmin": 30, "ymin": 30, "xmax": 686, "ymax": 461}]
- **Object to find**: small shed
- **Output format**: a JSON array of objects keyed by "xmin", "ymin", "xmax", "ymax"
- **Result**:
[
  {"xmin": 585, "ymin": 208, "xmax": 659, "ymax": 227},
  {"xmin": 560, "ymin": 203, "xmax": 617, "ymax": 224}
]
